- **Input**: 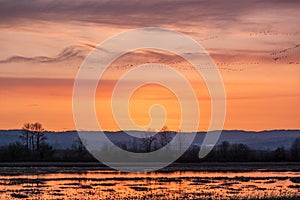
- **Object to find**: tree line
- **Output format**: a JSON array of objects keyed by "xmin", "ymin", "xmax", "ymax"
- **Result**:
[
  {"xmin": 0, "ymin": 123, "xmax": 299, "ymax": 162},
  {"xmin": 0, "ymin": 122, "xmax": 93, "ymax": 162},
  {"xmin": 180, "ymin": 140, "xmax": 300, "ymax": 162}
]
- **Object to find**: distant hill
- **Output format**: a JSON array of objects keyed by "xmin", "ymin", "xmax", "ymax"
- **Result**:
[{"xmin": 0, "ymin": 129, "xmax": 299, "ymax": 150}]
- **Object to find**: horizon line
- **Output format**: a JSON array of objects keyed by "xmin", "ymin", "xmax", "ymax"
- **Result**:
[{"xmin": 1, "ymin": 128, "xmax": 299, "ymax": 133}]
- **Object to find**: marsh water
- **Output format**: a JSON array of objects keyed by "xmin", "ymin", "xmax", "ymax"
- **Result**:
[{"xmin": 0, "ymin": 165, "xmax": 299, "ymax": 200}]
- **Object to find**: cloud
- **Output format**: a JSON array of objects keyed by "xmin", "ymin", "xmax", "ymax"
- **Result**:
[
  {"xmin": 1, "ymin": 0, "xmax": 299, "ymax": 29},
  {"xmin": 0, "ymin": 42, "xmax": 286, "ymax": 72},
  {"xmin": 0, "ymin": 45, "xmax": 87, "ymax": 64}
]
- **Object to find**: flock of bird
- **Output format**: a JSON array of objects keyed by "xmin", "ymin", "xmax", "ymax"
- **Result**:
[
  {"xmin": 199, "ymin": 36, "xmax": 218, "ymax": 41},
  {"xmin": 250, "ymin": 31, "xmax": 298, "ymax": 37},
  {"xmin": 1, "ymin": 31, "xmax": 298, "ymax": 74},
  {"xmin": 105, "ymin": 32, "xmax": 299, "ymax": 72},
  {"xmin": 107, "ymin": 60, "xmax": 253, "ymax": 72},
  {"xmin": 270, "ymin": 44, "xmax": 300, "ymax": 62}
]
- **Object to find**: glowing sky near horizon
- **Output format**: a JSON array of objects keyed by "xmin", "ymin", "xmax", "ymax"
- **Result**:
[{"xmin": 0, "ymin": 0, "xmax": 299, "ymax": 131}]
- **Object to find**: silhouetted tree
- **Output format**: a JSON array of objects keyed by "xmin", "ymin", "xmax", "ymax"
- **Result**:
[
  {"xmin": 0, "ymin": 142, "xmax": 27, "ymax": 162},
  {"xmin": 291, "ymin": 137, "xmax": 300, "ymax": 161},
  {"xmin": 21, "ymin": 122, "xmax": 47, "ymax": 153},
  {"xmin": 33, "ymin": 122, "xmax": 45, "ymax": 152},
  {"xmin": 273, "ymin": 147, "xmax": 286, "ymax": 161},
  {"xmin": 38, "ymin": 143, "xmax": 54, "ymax": 160},
  {"xmin": 230, "ymin": 144, "xmax": 251, "ymax": 161},
  {"xmin": 20, "ymin": 123, "xmax": 32, "ymax": 152},
  {"xmin": 177, "ymin": 131, "xmax": 184, "ymax": 153},
  {"xmin": 219, "ymin": 141, "xmax": 230, "ymax": 161},
  {"xmin": 143, "ymin": 133, "xmax": 156, "ymax": 152},
  {"xmin": 159, "ymin": 126, "xmax": 170, "ymax": 148}
]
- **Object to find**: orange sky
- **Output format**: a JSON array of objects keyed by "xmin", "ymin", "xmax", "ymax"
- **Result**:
[{"xmin": 0, "ymin": 0, "xmax": 299, "ymax": 131}]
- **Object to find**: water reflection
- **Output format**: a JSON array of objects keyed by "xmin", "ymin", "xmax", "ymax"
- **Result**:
[{"xmin": 0, "ymin": 168, "xmax": 299, "ymax": 199}]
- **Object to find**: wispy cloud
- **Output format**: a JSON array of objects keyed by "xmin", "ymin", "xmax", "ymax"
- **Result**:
[
  {"xmin": 1, "ymin": 0, "xmax": 299, "ymax": 29},
  {"xmin": 0, "ymin": 45, "xmax": 86, "ymax": 64}
]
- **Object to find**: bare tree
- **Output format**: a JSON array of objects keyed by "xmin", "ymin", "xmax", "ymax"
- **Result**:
[
  {"xmin": 21, "ymin": 122, "xmax": 46, "ymax": 152},
  {"xmin": 143, "ymin": 132, "xmax": 156, "ymax": 152},
  {"xmin": 131, "ymin": 137, "xmax": 139, "ymax": 152},
  {"xmin": 159, "ymin": 126, "xmax": 169, "ymax": 148},
  {"xmin": 291, "ymin": 137, "xmax": 300, "ymax": 161},
  {"xmin": 21, "ymin": 123, "xmax": 31, "ymax": 152},
  {"xmin": 160, "ymin": 126, "xmax": 169, "ymax": 132},
  {"xmin": 33, "ymin": 122, "xmax": 45, "ymax": 152},
  {"xmin": 177, "ymin": 129, "xmax": 184, "ymax": 153}
]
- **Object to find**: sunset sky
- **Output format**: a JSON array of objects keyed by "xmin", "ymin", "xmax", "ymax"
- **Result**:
[{"xmin": 0, "ymin": 0, "xmax": 299, "ymax": 131}]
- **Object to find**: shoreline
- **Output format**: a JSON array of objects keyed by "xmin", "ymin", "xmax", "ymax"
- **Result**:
[{"xmin": 0, "ymin": 162, "xmax": 299, "ymax": 172}]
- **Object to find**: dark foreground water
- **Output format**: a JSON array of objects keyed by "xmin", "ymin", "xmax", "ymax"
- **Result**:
[{"xmin": 0, "ymin": 164, "xmax": 299, "ymax": 199}]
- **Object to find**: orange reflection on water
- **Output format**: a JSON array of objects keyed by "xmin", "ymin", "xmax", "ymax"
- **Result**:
[{"xmin": 0, "ymin": 169, "xmax": 299, "ymax": 199}]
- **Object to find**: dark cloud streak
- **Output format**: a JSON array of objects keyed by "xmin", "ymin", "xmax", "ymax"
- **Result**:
[
  {"xmin": 0, "ymin": 45, "xmax": 86, "ymax": 64},
  {"xmin": 1, "ymin": 0, "xmax": 299, "ymax": 29}
]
